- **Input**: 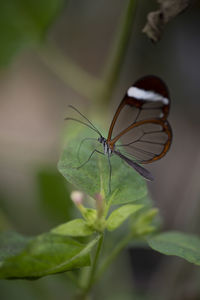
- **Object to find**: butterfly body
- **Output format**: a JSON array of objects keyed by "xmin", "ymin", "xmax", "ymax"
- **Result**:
[{"xmin": 98, "ymin": 136, "xmax": 114, "ymax": 156}]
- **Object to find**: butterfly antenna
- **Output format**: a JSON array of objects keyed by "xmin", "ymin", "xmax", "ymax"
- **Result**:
[
  {"xmin": 65, "ymin": 117, "xmax": 100, "ymax": 135},
  {"xmin": 68, "ymin": 105, "xmax": 102, "ymax": 136}
]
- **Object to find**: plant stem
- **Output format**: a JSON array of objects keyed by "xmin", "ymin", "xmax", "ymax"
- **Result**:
[
  {"xmin": 100, "ymin": 0, "xmax": 138, "ymax": 104},
  {"xmin": 95, "ymin": 232, "xmax": 133, "ymax": 282},
  {"xmin": 82, "ymin": 233, "xmax": 104, "ymax": 298},
  {"xmin": 38, "ymin": 43, "xmax": 101, "ymax": 102}
]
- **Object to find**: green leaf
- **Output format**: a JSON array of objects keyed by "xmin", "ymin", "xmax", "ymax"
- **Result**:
[
  {"xmin": 0, "ymin": 232, "xmax": 31, "ymax": 261},
  {"xmin": 0, "ymin": 231, "xmax": 99, "ymax": 279},
  {"xmin": 37, "ymin": 168, "xmax": 73, "ymax": 224},
  {"xmin": 83, "ymin": 208, "xmax": 97, "ymax": 224},
  {"xmin": 131, "ymin": 208, "xmax": 159, "ymax": 236},
  {"xmin": 147, "ymin": 231, "xmax": 200, "ymax": 266},
  {"xmin": 51, "ymin": 219, "xmax": 94, "ymax": 237},
  {"xmin": 0, "ymin": 0, "xmax": 65, "ymax": 66},
  {"xmin": 58, "ymin": 127, "xmax": 148, "ymax": 205},
  {"xmin": 106, "ymin": 204, "xmax": 143, "ymax": 231}
]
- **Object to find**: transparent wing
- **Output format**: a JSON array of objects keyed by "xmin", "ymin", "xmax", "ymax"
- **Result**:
[
  {"xmin": 114, "ymin": 119, "xmax": 172, "ymax": 163},
  {"xmin": 107, "ymin": 76, "xmax": 172, "ymax": 163}
]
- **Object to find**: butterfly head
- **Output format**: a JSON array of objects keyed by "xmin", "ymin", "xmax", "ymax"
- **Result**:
[{"xmin": 98, "ymin": 136, "xmax": 105, "ymax": 144}]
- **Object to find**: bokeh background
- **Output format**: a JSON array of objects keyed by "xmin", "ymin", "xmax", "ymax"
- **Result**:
[{"xmin": 0, "ymin": 0, "xmax": 200, "ymax": 299}]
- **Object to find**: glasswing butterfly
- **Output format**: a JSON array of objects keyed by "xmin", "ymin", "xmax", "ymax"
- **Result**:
[{"xmin": 65, "ymin": 75, "xmax": 172, "ymax": 193}]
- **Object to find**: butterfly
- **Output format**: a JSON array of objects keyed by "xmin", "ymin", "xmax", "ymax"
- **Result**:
[{"xmin": 65, "ymin": 75, "xmax": 172, "ymax": 193}]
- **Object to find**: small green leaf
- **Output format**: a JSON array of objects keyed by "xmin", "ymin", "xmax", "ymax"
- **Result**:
[
  {"xmin": 147, "ymin": 231, "xmax": 200, "ymax": 266},
  {"xmin": 58, "ymin": 127, "xmax": 148, "ymax": 205},
  {"xmin": 131, "ymin": 208, "xmax": 159, "ymax": 236},
  {"xmin": 0, "ymin": 231, "xmax": 99, "ymax": 279},
  {"xmin": 51, "ymin": 219, "xmax": 94, "ymax": 237},
  {"xmin": 139, "ymin": 208, "xmax": 159, "ymax": 224},
  {"xmin": 83, "ymin": 208, "xmax": 97, "ymax": 224},
  {"xmin": 106, "ymin": 204, "xmax": 143, "ymax": 231}
]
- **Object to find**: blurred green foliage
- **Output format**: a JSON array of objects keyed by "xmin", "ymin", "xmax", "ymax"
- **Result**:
[
  {"xmin": 0, "ymin": 0, "xmax": 65, "ymax": 66},
  {"xmin": 37, "ymin": 168, "xmax": 73, "ymax": 225},
  {"xmin": 0, "ymin": 231, "xmax": 100, "ymax": 279},
  {"xmin": 148, "ymin": 231, "xmax": 200, "ymax": 266}
]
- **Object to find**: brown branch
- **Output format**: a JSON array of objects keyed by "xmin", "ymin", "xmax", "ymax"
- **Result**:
[{"xmin": 142, "ymin": 0, "xmax": 193, "ymax": 42}]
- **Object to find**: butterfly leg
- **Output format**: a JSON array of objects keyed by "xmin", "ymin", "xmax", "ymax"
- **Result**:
[
  {"xmin": 77, "ymin": 137, "xmax": 97, "ymax": 163},
  {"xmin": 107, "ymin": 153, "xmax": 112, "ymax": 194},
  {"xmin": 76, "ymin": 149, "xmax": 104, "ymax": 170}
]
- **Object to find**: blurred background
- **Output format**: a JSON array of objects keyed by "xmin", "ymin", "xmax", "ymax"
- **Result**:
[{"xmin": 0, "ymin": 0, "xmax": 200, "ymax": 299}]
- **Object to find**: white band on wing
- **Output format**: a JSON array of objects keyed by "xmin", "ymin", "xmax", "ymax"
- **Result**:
[{"xmin": 127, "ymin": 86, "xmax": 169, "ymax": 104}]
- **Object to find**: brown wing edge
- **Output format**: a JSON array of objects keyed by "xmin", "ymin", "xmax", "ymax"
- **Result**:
[
  {"xmin": 141, "ymin": 119, "xmax": 172, "ymax": 164},
  {"xmin": 134, "ymin": 75, "xmax": 170, "ymax": 101},
  {"xmin": 109, "ymin": 118, "xmax": 172, "ymax": 164},
  {"xmin": 107, "ymin": 98, "xmax": 127, "ymax": 142},
  {"xmin": 107, "ymin": 75, "xmax": 171, "ymax": 142}
]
